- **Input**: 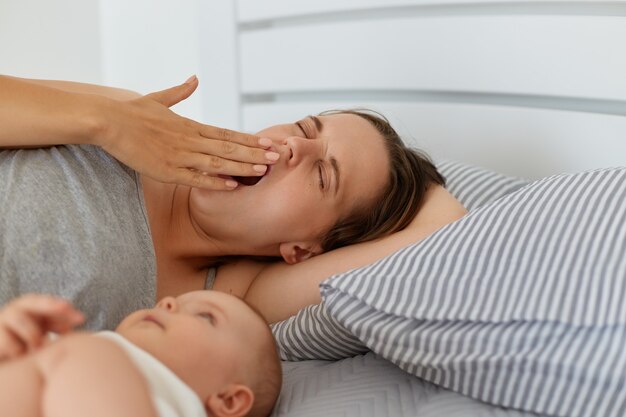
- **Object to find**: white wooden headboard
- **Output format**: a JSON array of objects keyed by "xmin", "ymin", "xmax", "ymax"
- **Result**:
[{"xmin": 199, "ymin": 0, "xmax": 626, "ymax": 179}]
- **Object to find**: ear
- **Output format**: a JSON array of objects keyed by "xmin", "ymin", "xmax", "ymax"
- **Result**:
[
  {"xmin": 279, "ymin": 242, "xmax": 323, "ymax": 264},
  {"xmin": 205, "ymin": 384, "xmax": 254, "ymax": 417}
]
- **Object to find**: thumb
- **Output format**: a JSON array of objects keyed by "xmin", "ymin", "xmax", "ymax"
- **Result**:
[{"xmin": 146, "ymin": 75, "xmax": 198, "ymax": 108}]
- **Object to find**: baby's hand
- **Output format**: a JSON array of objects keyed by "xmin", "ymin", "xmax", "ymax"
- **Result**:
[{"xmin": 0, "ymin": 294, "xmax": 85, "ymax": 360}]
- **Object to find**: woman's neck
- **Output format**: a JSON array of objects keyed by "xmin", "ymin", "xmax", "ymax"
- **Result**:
[{"xmin": 140, "ymin": 175, "xmax": 227, "ymax": 266}]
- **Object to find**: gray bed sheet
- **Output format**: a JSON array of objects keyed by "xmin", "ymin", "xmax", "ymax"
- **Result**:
[{"xmin": 272, "ymin": 352, "xmax": 540, "ymax": 417}]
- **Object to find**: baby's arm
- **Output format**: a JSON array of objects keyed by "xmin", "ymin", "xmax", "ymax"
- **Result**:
[
  {"xmin": 38, "ymin": 334, "xmax": 158, "ymax": 417},
  {"xmin": 0, "ymin": 294, "xmax": 84, "ymax": 361}
]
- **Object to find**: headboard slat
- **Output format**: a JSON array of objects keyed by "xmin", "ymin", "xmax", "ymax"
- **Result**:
[
  {"xmin": 237, "ymin": 0, "xmax": 626, "ymax": 23},
  {"xmin": 240, "ymin": 16, "xmax": 626, "ymax": 104}
]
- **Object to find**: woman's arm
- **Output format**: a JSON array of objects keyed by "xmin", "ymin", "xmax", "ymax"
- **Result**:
[
  {"xmin": 236, "ymin": 186, "xmax": 468, "ymax": 323},
  {"xmin": 0, "ymin": 75, "xmax": 108, "ymax": 148},
  {"xmin": 0, "ymin": 74, "xmax": 275, "ymax": 189},
  {"xmin": 10, "ymin": 75, "xmax": 141, "ymax": 100}
]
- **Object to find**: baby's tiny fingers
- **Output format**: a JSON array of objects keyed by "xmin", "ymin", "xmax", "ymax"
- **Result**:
[
  {"xmin": 47, "ymin": 309, "xmax": 85, "ymax": 333},
  {"xmin": 0, "ymin": 328, "xmax": 26, "ymax": 360},
  {"xmin": 3, "ymin": 310, "xmax": 43, "ymax": 351},
  {"xmin": 12, "ymin": 294, "xmax": 70, "ymax": 315}
]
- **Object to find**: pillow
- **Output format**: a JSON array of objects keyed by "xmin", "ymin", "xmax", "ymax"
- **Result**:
[
  {"xmin": 271, "ymin": 303, "xmax": 367, "ymax": 361},
  {"xmin": 435, "ymin": 159, "xmax": 530, "ymax": 211},
  {"xmin": 320, "ymin": 167, "xmax": 626, "ymax": 417},
  {"xmin": 271, "ymin": 159, "xmax": 530, "ymax": 361}
]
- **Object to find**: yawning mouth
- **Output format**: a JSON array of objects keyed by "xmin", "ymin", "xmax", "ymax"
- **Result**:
[
  {"xmin": 231, "ymin": 165, "xmax": 271, "ymax": 187},
  {"xmin": 232, "ymin": 175, "xmax": 263, "ymax": 186}
]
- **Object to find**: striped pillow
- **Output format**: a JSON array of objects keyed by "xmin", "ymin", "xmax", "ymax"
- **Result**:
[
  {"xmin": 271, "ymin": 160, "xmax": 529, "ymax": 360},
  {"xmin": 321, "ymin": 167, "xmax": 626, "ymax": 417},
  {"xmin": 436, "ymin": 159, "xmax": 530, "ymax": 210}
]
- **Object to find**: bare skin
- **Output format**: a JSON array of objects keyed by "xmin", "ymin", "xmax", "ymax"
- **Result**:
[
  {"xmin": 0, "ymin": 292, "xmax": 272, "ymax": 417},
  {"xmin": 0, "ymin": 295, "xmax": 156, "ymax": 417},
  {"xmin": 0, "ymin": 75, "xmax": 278, "ymax": 189},
  {"xmin": 216, "ymin": 184, "xmax": 467, "ymax": 323},
  {"xmin": 0, "ymin": 335, "xmax": 158, "ymax": 417},
  {"xmin": 1, "ymin": 75, "xmax": 468, "ymax": 324}
]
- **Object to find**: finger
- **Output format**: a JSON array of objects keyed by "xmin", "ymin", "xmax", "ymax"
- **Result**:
[
  {"xmin": 198, "ymin": 125, "xmax": 269, "ymax": 150},
  {"xmin": 11, "ymin": 295, "xmax": 84, "ymax": 333},
  {"xmin": 0, "ymin": 327, "xmax": 26, "ymax": 360},
  {"xmin": 44, "ymin": 309, "xmax": 85, "ymax": 333},
  {"xmin": 145, "ymin": 75, "xmax": 199, "ymax": 108},
  {"xmin": 186, "ymin": 153, "xmax": 268, "ymax": 179},
  {"xmin": 190, "ymin": 138, "xmax": 280, "ymax": 166},
  {"xmin": 174, "ymin": 169, "xmax": 239, "ymax": 191},
  {"xmin": 1, "ymin": 310, "xmax": 42, "ymax": 352},
  {"xmin": 12, "ymin": 294, "xmax": 70, "ymax": 314}
]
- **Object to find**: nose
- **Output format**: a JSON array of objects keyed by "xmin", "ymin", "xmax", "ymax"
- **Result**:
[
  {"xmin": 282, "ymin": 136, "xmax": 318, "ymax": 166},
  {"xmin": 156, "ymin": 296, "xmax": 178, "ymax": 312}
]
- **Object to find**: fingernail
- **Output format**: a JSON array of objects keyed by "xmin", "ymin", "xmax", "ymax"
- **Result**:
[
  {"xmin": 259, "ymin": 137, "xmax": 273, "ymax": 148},
  {"xmin": 226, "ymin": 180, "xmax": 238, "ymax": 188},
  {"xmin": 253, "ymin": 164, "xmax": 268, "ymax": 174},
  {"xmin": 184, "ymin": 75, "xmax": 197, "ymax": 84},
  {"xmin": 265, "ymin": 152, "xmax": 280, "ymax": 161}
]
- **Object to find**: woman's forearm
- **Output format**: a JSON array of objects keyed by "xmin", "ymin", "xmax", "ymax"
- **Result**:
[
  {"xmin": 0, "ymin": 74, "xmax": 274, "ymax": 190},
  {"xmin": 12, "ymin": 76, "xmax": 141, "ymax": 101},
  {"xmin": 0, "ymin": 75, "xmax": 109, "ymax": 148}
]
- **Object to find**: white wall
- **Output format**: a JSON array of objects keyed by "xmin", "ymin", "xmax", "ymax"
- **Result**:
[
  {"xmin": 98, "ymin": 0, "xmax": 204, "ymax": 120},
  {"xmin": 0, "ymin": 0, "xmax": 103, "ymax": 83},
  {"xmin": 0, "ymin": 0, "xmax": 215, "ymax": 121}
]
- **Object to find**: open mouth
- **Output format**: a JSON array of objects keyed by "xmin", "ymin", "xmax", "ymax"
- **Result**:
[
  {"xmin": 232, "ymin": 175, "xmax": 263, "ymax": 186},
  {"xmin": 231, "ymin": 165, "xmax": 271, "ymax": 187}
]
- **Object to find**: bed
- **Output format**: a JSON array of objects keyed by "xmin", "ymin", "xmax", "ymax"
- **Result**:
[{"xmin": 194, "ymin": 1, "xmax": 626, "ymax": 416}]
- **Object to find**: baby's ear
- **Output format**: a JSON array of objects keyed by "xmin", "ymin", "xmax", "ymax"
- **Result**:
[{"xmin": 205, "ymin": 384, "xmax": 254, "ymax": 417}]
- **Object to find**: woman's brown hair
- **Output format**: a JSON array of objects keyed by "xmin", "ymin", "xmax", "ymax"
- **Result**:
[{"xmin": 319, "ymin": 109, "xmax": 446, "ymax": 252}]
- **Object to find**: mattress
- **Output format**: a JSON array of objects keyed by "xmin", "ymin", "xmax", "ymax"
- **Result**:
[{"xmin": 272, "ymin": 352, "xmax": 538, "ymax": 417}]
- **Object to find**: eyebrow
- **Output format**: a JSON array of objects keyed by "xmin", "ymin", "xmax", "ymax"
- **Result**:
[{"xmin": 309, "ymin": 115, "xmax": 323, "ymax": 132}]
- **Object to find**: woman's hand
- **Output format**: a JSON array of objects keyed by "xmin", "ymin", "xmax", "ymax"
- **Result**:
[
  {"xmin": 96, "ymin": 76, "xmax": 278, "ymax": 190},
  {"xmin": 0, "ymin": 294, "xmax": 85, "ymax": 360}
]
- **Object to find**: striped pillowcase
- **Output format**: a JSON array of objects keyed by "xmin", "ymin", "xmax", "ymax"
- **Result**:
[
  {"xmin": 271, "ymin": 160, "xmax": 529, "ymax": 361},
  {"xmin": 436, "ymin": 159, "xmax": 530, "ymax": 211},
  {"xmin": 321, "ymin": 167, "xmax": 626, "ymax": 417},
  {"xmin": 271, "ymin": 303, "xmax": 367, "ymax": 361}
]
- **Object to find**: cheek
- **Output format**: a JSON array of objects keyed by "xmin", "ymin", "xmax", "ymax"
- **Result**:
[
  {"xmin": 266, "ymin": 198, "xmax": 337, "ymax": 241},
  {"xmin": 264, "ymin": 180, "xmax": 320, "ymax": 221},
  {"xmin": 115, "ymin": 310, "xmax": 145, "ymax": 331}
]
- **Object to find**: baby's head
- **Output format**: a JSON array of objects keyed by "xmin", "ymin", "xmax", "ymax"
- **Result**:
[{"xmin": 116, "ymin": 291, "xmax": 282, "ymax": 417}]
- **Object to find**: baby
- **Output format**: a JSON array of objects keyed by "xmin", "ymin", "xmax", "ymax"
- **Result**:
[{"xmin": 0, "ymin": 291, "xmax": 282, "ymax": 417}]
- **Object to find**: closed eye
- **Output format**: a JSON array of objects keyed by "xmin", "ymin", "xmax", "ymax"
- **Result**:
[
  {"xmin": 295, "ymin": 121, "xmax": 310, "ymax": 139},
  {"xmin": 296, "ymin": 120, "xmax": 326, "ymax": 191},
  {"xmin": 317, "ymin": 163, "xmax": 325, "ymax": 189},
  {"xmin": 197, "ymin": 312, "xmax": 216, "ymax": 325}
]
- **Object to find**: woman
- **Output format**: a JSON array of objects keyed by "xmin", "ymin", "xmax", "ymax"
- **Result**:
[{"xmin": 0, "ymin": 75, "xmax": 466, "ymax": 329}]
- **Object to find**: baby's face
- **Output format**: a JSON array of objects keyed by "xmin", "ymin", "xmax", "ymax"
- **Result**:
[{"xmin": 116, "ymin": 291, "xmax": 269, "ymax": 397}]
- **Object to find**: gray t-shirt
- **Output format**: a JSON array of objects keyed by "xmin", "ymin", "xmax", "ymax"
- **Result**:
[{"xmin": 0, "ymin": 145, "xmax": 156, "ymax": 330}]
